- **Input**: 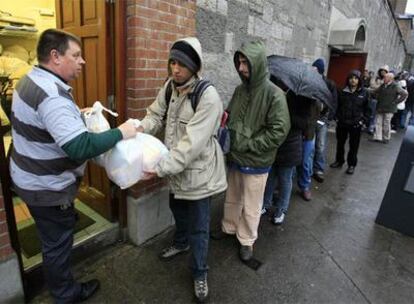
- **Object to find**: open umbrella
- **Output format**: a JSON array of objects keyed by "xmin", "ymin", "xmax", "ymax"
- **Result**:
[{"xmin": 267, "ymin": 55, "xmax": 335, "ymax": 111}]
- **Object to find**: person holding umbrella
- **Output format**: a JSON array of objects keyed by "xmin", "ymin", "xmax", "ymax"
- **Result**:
[{"xmin": 330, "ymin": 70, "xmax": 370, "ymax": 174}]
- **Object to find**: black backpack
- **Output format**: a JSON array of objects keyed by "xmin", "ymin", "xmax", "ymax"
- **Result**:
[{"xmin": 163, "ymin": 79, "xmax": 230, "ymax": 153}]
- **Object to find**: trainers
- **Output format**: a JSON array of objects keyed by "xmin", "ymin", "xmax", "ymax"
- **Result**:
[
  {"xmin": 272, "ymin": 213, "xmax": 285, "ymax": 225},
  {"xmin": 239, "ymin": 245, "xmax": 253, "ymax": 261},
  {"xmin": 194, "ymin": 277, "xmax": 208, "ymax": 303},
  {"xmin": 159, "ymin": 244, "xmax": 190, "ymax": 260},
  {"xmin": 390, "ymin": 129, "xmax": 397, "ymax": 134},
  {"xmin": 312, "ymin": 172, "xmax": 324, "ymax": 183},
  {"xmin": 300, "ymin": 190, "xmax": 312, "ymax": 201},
  {"xmin": 346, "ymin": 166, "xmax": 355, "ymax": 175},
  {"xmin": 261, "ymin": 207, "xmax": 268, "ymax": 215}
]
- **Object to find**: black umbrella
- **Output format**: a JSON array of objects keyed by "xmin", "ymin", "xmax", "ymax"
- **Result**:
[{"xmin": 267, "ymin": 55, "xmax": 335, "ymax": 111}]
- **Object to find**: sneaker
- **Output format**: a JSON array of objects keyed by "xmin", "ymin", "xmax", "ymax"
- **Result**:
[
  {"xmin": 194, "ymin": 277, "xmax": 209, "ymax": 303},
  {"xmin": 239, "ymin": 245, "xmax": 253, "ymax": 261},
  {"xmin": 312, "ymin": 171, "xmax": 324, "ymax": 183},
  {"xmin": 346, "ymin": 166, "xmax": 355, "ymax": 175},
  {"xmin": 272, "ymin": 213, "xmax": 285, "ymax": 225},
  {"xmin": 159, "ymin": 244, "xmax": 190, "ymax": 260},
  {"xmin": 261, "ymin": 207, "xmax": 268, "ymax": 215},
  {"xmin": 390, "ymin": 129, "xmax": 397, "ymax": 134},
  {"xmin": 300, "ymin": 190, "xmax": 312, "ymax": 201}
]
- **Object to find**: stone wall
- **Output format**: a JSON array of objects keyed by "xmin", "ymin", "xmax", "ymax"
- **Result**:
[{"xmin": 196, "ymin": 0, "xmax": 407, "ymax": 102}]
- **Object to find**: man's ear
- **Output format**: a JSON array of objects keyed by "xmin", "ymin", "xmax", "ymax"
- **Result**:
[{"xmin": 50, "ymin": 49, "xmax": 60, "ymax": 64}]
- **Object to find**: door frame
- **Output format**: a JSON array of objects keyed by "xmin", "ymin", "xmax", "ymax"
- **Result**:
[{"xmin": 0, "ymin": 1, "xmax": 127, "ymax": 300}]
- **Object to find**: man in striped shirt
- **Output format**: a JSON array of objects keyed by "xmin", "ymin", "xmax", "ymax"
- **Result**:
[{"xmin": 10, "ymin": 29, "xmax": 137, "ymax": 303}]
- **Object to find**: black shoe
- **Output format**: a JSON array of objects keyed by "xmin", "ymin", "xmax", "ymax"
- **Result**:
[
  {"xmin": 330, "ymin": 162, "xmax": 343, "ymax": 168},
  {"xmin": 75, "ymin": 279, "xmax": 100, "ymax": 302},
  {"xmin": 346, "ymin": 166, "xmax": 355, "ymax": 175},
  {"xmin": 239, "ymin": 245, "xmax": 253, "ymax": 261}
]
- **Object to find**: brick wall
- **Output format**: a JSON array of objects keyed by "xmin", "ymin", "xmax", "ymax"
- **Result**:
[
  {"xmin": 125, "ymin": 0, "xmax": 196, "ymax": 198},
  {"xmin": 0, "ymin": 185, "xmax": 13, "ymax": 260}
]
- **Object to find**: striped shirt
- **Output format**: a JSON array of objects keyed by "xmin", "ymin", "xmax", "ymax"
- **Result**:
[{"xmin": 10, "ymin": 67, "xmax": 87, "ymax": 206}]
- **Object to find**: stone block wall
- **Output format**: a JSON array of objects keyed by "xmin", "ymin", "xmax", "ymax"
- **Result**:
[
  {"xmin": 196, "ymin": 0, "xmax": 407, "ymax": 102},
  {"xmin": 125, "ymin": 0, "xmax": 196, "ymax": 199}
]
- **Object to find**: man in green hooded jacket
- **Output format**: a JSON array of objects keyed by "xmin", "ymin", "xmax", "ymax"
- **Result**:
[{"xmin": 213, "ymin": 41, "xmax": 290, "ymax": 261}]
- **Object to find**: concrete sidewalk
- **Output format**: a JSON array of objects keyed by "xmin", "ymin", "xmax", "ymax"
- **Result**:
[{"xmin": 32, "ymin": 130, "xmax": 414, "ymax": 304}]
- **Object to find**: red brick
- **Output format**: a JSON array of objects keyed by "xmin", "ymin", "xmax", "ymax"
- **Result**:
[
  {"xmin": 158, "ymin": 2, "xmax": 170, "ymax": 12},
  {"xmin": 0, "ymin": 210, "xmax": 5, "ymax": 222},
  {"xmin": 0, "ymin": 222, "xmax": 8, "ymax": 235},
  {"xmin": 0, "ymin": 233, "xmax": 10, "ymax": 247},
  {"xmin": 0, "ymin": 245, "xmax": 14, "ymax": 260}
]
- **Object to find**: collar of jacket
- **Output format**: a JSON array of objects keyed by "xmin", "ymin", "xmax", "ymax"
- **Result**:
[
  {"xmin": 343, "ymin": 86, "xmax": 362, "ymax": 94},
  {"xmin": 173, "ymin": 76, "xmax": 198, "ymax": 95}
]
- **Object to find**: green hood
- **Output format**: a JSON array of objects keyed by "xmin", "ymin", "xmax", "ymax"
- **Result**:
[{"xmin": 234, "ymin": 40, "xmax": 269, "ymax": 88}]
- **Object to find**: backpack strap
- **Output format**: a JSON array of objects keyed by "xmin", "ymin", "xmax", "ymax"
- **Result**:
[
  {"xmin": 163, "ymin": 79, "xmax": 173, "ymax": 121},
  {"xmin": 163, "ymin": 79, "xmax": 212, "ymax": 120},
  {"xmin": 188, "ymin": 79, "xmax": 212, "ymax": 112}
]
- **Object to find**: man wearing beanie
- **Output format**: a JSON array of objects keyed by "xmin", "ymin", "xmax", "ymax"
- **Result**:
[
  {"xmin": 311, "ymin": 58, "xmax": 338, "ymax": 184},
  {"xmin": 212, "ymin": 41, "xmax": 290, "ymax": 261},
  {"xmin": 138, "ymin": 37, "xmax": 227, "ymax": 302}
]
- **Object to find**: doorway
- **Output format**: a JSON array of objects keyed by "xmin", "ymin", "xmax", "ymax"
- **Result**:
[
  {"xmin": 327, "ymin": 51, "xmax": 367, "ymax": 89},
  {"xmin": 0, "ymin": 0, "xmax": 126, "ymax": 299}
]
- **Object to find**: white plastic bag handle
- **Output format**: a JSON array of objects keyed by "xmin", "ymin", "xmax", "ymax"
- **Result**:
[{"xmin": 83, "ymin": 101, "xmax": 119, "ymax": 119}]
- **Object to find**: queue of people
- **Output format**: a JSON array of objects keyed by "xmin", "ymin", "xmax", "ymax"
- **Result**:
[{"xmin": 8, "ymin": 28, "xmax": 411, "ymax": 303}]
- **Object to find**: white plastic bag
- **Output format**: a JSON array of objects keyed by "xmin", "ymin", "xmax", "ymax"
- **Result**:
[
  {"xmin": 104, "ymin": 133, "xmax": 168, "ymax": 189},
  {"xmin": 104, "ymin": 137, "xmax": 144, "ymax": 189},
  {"xmin": 135, "ymin": 133, "xmax": 169, "ymax": 172},
  {"xmin": 83, "ymin": 101, "xmax": 118, "ymax": 166}
]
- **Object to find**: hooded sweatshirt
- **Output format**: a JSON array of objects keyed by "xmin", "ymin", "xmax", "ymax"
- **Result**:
[
  {"xmin": 336, "ymin": 70, "xmax": 370, "ymax": 126},
  {"xmin": 227, "ymin": 41, "xmax": 290, "ymax": 169},
  {"xmin": 140, "ymin": 37, "xmax": 227, "ymax": 200}
]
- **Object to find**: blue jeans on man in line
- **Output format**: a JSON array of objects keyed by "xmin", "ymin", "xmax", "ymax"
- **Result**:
[
  {"xmin": 297, "ymin": 139, "xmax": 315, "ymax": 191},
  {"xmin": 262, "ymin": 165, "xmax": 295, "ymax": 217},
  {"xmin": 313, "ymin": 122, "xmax": 328, "ymax": 173},
  {"xmin": 368, "ymin": 99, "xmax": 377, "ymax": 133},
  {"xmin": 169, "ymin": 194, "xmax": 210, "ymax": 280}
]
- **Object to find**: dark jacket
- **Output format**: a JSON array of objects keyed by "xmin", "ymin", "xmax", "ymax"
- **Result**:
[
  {"xmin": 301, "ymin": 96, "xmax": 321, "ymax": 140},
  {"xmin": 274, "ymin": 91, "xmax": 306, "ymax": 167},
  {"xmin": 321, "ymin": 76, "xmax": 338, "ymax": 121},
  {"xmin": 227, "ymin": 41, "xmax": 290, "ymax": 168},
  {"xmin": 336, "ymin": 86, "xmax": 370, "ymax": 126},
  {"xmin": 373, "ymin": 82, "xmax": 408, "ymax": 113}
]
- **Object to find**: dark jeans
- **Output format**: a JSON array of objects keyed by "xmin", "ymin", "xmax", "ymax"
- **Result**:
[
  {"xmin": 27, "ymin": 203, "xmax": 81, "ymax": 304},
  {"xmin": 170, "ymin": 194, "xmax": 211, "ymax": 280},
  {"xmin": 335, "ymin": 124, "xmax": 362, "ymax": 167}
]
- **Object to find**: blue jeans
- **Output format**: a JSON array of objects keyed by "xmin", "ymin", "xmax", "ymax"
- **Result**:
[
  {"xmin": 262, "ymin": 166, "xmax": 295, "ymax": 216},
  {"xmin": 313, "ymin": 122, "xmax": 328, "ymax": 173},
  {"xmin": 170, "ymin": 194, "xmax": 210, "ymax": 280},
  {"xmin": 297, "ymin": 139, "xmax": 315, "ymax": 191},
  {"xmin": 368, "ymin": 99, "xmax": 377, "ymax": 133}
]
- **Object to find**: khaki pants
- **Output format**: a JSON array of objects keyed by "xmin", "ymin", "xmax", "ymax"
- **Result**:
[
  {"xmin": 222, "ymin": 169, "xmax": 268, "ymax": 246},
  {"xmin": 374, "ymin": 113, "xmax": 393, "ymax": 141}
]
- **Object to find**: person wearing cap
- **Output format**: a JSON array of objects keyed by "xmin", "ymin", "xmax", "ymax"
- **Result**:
[
  {"xmin": 211, "ymin": 41, "xmax": 290, "ymax": 261},
  {"xmin": 330, "ymin": 70, "xmax": 370, "ymax": 174},
  {"xmin": 311, "ymin": 58, "xmax": 338, "ymax": 183},
  {"xmin": 367, "ymin": 65, "xmax": 389, "ymax": 134},
  {"xmin": 370, "ymin": 72, "xmax": 408, "ymax": 143},
  {"xmin": 137, "ymin": 37, "xmax": 227, "ymax": 302}
]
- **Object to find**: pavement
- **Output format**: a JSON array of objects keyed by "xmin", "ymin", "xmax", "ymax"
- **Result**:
[{"xmin": 32, "ymin": 129, "xmax": 414, "ymax": 304}]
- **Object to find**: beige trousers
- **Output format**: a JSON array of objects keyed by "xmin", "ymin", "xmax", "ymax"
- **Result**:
[
  {"xmin": 374, "ymin": 113, "xmax": 393, "ymax": 141},
  {"xmin": 221, "ymin": 169, "xmax": 268, "ymax": 246}
]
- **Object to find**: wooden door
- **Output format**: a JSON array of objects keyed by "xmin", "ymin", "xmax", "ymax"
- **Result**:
[
  {"xmin": 55, "ymin": 0, "xmax": 114, "ymax": 220},
  {"xmin": 327, "ymin": 52, "xmax": 367, "ymax": 90}
]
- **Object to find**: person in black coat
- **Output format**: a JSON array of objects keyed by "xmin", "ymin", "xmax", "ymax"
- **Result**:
[
  {"xmin": 262, "ymin": 90, "xmax": 308, "ymax": 225},
  {"xmin": 330, "ymin": 70, "xmax": 370, "ymax": 174}
]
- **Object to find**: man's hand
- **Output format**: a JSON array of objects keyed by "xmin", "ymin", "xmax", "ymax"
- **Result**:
[
  {"xmin": 118, "ymin": 120, "xmax": 138, "ymax": 139},
  {"xmin": 141, "ymin": 171, "xmax": 157, "ymax": 180}
]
